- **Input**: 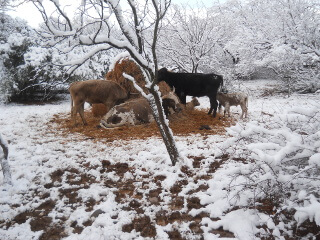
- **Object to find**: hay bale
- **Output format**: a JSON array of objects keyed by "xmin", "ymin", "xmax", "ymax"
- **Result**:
[
  {"xmin": 106, "ymin": 58, "xmax": 172, "ymax": 97},
  {"xmin": 157, "ymin": 81, "xmax": 172, "ymax": 97},
  {"xmin": 106, "ymin": 58, "xmax": 147, "ymax": 98}
]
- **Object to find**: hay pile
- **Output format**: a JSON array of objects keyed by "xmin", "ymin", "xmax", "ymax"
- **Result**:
[
  {"xmin": 106, "ymin": 58, "xmax": 147, "ymax": 97},
  {"xmin": 106, "ymin": 58, "xmax": 171, "ymax": 97}
]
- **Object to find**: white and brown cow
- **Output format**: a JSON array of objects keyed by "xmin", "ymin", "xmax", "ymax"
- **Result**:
[{"xmin": 100, "ymin": 94, "xmax": 181, "ymax": 129}]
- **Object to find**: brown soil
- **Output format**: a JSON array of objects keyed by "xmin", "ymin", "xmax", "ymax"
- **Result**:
[{"xmin": 51, "ymin": 108, "xmax": 234, "ymax": 142}]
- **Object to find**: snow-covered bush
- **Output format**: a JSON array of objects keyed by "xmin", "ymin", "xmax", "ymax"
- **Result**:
[
  {"xmin": 0, "ymin": 14, "xmax": 62, "ymax": 102},
  {"xmin": 0, "ymin": 14, "xmax": 30, "ymax": 102},
  {"xmin": 0, "ymin": 13, "xmax": 117, "ymax": 103},
  {"xmin": 222, "ymin": 105, "xmax": 320, "ymax": 238},
  {"xmin": 222, "ymin": 0, "xmax": 320, "ymax": 93}
]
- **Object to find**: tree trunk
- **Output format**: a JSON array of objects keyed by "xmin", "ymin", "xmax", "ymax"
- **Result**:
[
  {"xmin": 148, "ymin": 88, "xmax": 180, "ymax": 166},
  {"xmin": 0, "ymin": 134, "xmax": 12, "ymax": 185}
]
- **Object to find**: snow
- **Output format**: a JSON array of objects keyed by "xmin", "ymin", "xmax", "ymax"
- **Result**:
[
  {"xmin": 0, "ymin": 80, "xmax": 320, "ymax": 239},
  {"xmin": 203, "ymin": 209, "xmax": 261, "ymax": 239}
]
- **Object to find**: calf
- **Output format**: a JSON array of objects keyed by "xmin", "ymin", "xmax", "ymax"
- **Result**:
[
  {"xmin": 217, "ymin": 92, "xmax": 248, "ymax": 119},
  {"xmin": 69, "ymin": 80, "xmax": 128, "ymax": 125},
  {"xmin": 185, "ymin": 97, "xmax": 200, "ymax": 110},
  {"xmin": 157, "ymin": 68, "xmax": 223, "ymax": 117}
]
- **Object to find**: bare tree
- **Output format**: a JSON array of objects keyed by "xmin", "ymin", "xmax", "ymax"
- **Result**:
[
  {"xmin": 0, "ymin": 133, "xmax": 12, "ymax": 185},
  {"xmin": 32, "ymin": 0, "xmax": 180, "ymax": 165},
  {"xmin": 158, "ymin": 3, "xmax": 226, "ymax": 73}
]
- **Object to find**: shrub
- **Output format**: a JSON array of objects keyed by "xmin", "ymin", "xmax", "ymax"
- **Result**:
[{"xmin": 222, "ymin": 106, "xmax": 320, "ymax": 238}]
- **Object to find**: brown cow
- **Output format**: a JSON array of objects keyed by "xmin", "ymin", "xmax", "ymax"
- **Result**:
[{"xmin": 69, "ymin": 80, "xmax": 128, "ymax": 125}]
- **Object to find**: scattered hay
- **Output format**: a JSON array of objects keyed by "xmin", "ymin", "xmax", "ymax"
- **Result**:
[{"xmin": 52, "ymin": 108, "xmax": 234, "ymax": 142}]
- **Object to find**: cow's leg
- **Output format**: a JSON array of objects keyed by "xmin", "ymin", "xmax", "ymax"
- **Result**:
[
  {"xmin": 78, "ymin": 103, "xmax": 87, "ymax": 125},
  {"xmin": 103, "ymin": 101, "xmax": 114, "ymax": 114},
  {"xmin": 218, "ymin": 102, "xmax": 222, "ymax": 113},
  {"xmin": 241, "ymin": 104, "xmax": 248, "ymax": 119},
  {"xmin": 208, "ymin": 97, "xmax": 218, "ymax": 117},
  {"xmin": 178, "ymin": 92, "xmax": 186, "ymax": 105},
  {"xmin": 71, "ymin": 104, "xmax": 76, "ymax": 125},
  {"xmin": 72, "ymin": 102, "xmax": 82, "ymax": 126},
  {"xmin": 225, "ymin": 102, "xmax": 230, "ymax": 117},
  {"xmin": 208, "ymin": 97, "xmax": 213, "ymax": 115}
]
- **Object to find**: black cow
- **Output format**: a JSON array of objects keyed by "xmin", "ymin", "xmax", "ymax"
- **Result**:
[{"xmin": 157, "ymin": 68, "xmax": 223, "ymax": 117}]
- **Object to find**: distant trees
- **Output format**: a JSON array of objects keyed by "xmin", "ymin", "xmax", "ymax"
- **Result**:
[
  {"xmin": 227, "ymin": 0, "xmax": 320, "ymax": 92},
  {"xmin": 0, "ymin": 13, "xmax": 118, "ymax": 102},
  {"xmin": 158, "ymin": 4, "xmax": 219, "ymax": 73},
  {"xmin": 0, "ymin": 13, "xmax": 34, "ymax": 102},
  {"xmin": 0, "ymin": 12, "xmax": 71, "ymax": 102},
  {"xmin": 158, "ymin": 0, "xmax": 320, "ymax": 92}
]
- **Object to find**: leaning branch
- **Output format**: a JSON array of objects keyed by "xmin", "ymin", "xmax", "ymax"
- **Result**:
[{"xmin": 0, "ymin": 134, "xmax": 12, "ymax": 186}]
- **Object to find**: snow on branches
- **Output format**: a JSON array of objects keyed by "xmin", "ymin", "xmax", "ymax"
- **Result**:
[{"xmin": 218, "ymin": 105, "xmax": 320, "ymax": 238}]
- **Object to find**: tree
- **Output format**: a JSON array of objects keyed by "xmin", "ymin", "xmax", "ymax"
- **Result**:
[
  {"xmin": 219, "ymin": 0, "xmax": 320, "ymax": 91},
  {"xmin": 158, "ymin": 4, "xmax": 215, "ymax": 73},
  {"xmin": 158, "ymin": 3, "xmax": 233, "ymax": 74},
  {"xmin": 32, "ymin": 0, "xmax": 180, "ymax": 165},
  {"xmin": 0, "ymin": 13, "xmax": 69, "ymax": 102}
]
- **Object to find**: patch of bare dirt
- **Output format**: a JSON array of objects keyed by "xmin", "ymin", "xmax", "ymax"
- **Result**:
[{"xmin": 6, "ymin": 200, "xmax": 67, "ymax": 240}]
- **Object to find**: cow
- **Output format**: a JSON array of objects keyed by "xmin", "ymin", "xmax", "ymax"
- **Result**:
[
  {"xmin": 217, "ymin": 92, "xmax": 248, "ymax": 119},
  {"xmin": 69, "ymin": 80, "xmax": 128, "ymax": 125},
  {"xmin": 157, "ymin": 68, "xmax": 223, "ymax": 117},
  {"xmin": 100, "ymin": 93, "xmax": 182, "ymax": 129}
]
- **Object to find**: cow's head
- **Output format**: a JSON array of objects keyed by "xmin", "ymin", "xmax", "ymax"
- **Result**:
[{"xmin": 157, "ymin": 68, "xmax": 168, "ymax": 82}]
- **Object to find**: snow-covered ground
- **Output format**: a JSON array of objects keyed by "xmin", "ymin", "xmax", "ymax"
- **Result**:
[{"xmin": 0, "ymin": 80, "xmax": 319, "ymax": 239}]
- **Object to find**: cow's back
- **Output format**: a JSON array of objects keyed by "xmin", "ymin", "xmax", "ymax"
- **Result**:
[
  {"xmin": 84, "ymin": 80, "xmax": 127, "ymax": 104},
  {"xmin": 217, "ymin": 92, "xmax": 246, "ymax": 106},
  {"xmin": 160, "ymin": 71, "xmax": 222, "ymax": 96}
]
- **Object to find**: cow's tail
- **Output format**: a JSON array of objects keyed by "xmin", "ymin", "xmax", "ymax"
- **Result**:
[
  {"xmin": 70, "ymin": 95, "xmax": 73, "ymax": 113},
  {"xmin": 69, "ymin": 83, "xmax": 75, "ymax": 115},
  {"xmin": 246, "ymin": 95, "xmax": 249, "ymax": 108}
]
